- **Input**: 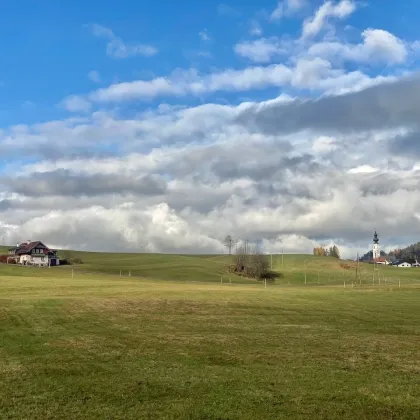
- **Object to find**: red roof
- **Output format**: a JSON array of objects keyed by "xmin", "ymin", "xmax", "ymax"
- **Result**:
[
  {"xmin": 373, "ymin": 257, "xmax": 389, "ymax": 263},
  {"xmin": 16, "ymin": 241, "xmax": 50, "ymax": 255}
]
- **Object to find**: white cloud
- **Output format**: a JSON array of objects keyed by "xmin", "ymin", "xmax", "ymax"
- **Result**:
[
  {"xmin": 89, "ymin": 24, "xmax": 158, "ymax": 58},
  {"xmin": 89, "ymin": 77, "xmax": 183, "ymax": 102},
  {"xmin": 308, "ymin": 29, "xmax": 408, "ymax": 65},
  {"xmin": 301, "ymin": 0, "xmax": 356, "ymax": 40},
  {"xmin": 87, "ymin": 65, "xmax": 295, "ymax": 102},
  {"xmin": 199, "ymin": 29, "xmax": 212, "ymax": 41},
  {"xmin": 271, "ymin": 0, "xmax": 306, "ymax": 20},
  {"xmin": 4, "ymin": 3, "xmax": 420, "ymax": 260},
  {"xmin": 88, "ymin": 70, "xmax": 101, "ymax": 83},
  {"xmin": 4, "ymin": 81, "xmax": 420, "ymax": 258},
  {"xmin": 249, "ymin": 20, "xmax": 263, "ymax": 36},
  {"xmin": 86, "ymin": 60, "xmax": 391, "ymax": 103},
  {"xmin": 348, "ymin": 165, "xmax": 378, "ymax": 174},
  {"xmin": 312, "ymin": 135, "xmax": 337, "ymax": 154},
  {"xmin": 234, "ymin": 37, "xmax": 286, "ymax": 63},
  {"xmin": 57, "ymin": 57, "xmax": 398, "ymax": 106},
  {"xmin": 59, "ymin": 95, "xmax": 92, "ymax": 113},
  {"xmin": 291, "ymin": 57, "xmax": 336, "ymax": 88}
]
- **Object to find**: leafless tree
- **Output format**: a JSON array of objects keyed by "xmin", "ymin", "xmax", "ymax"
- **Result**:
[
  {"xmin": 234, "ymin": 239, "xmax": 269, "ymax": 280},
  {"xmin": 223, "ymin": 235, "xmax": 235, "ymax": 255}
]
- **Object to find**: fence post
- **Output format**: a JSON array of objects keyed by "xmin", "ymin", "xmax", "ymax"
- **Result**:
[
  {"xmin": 344, "ymin": 280, "xmax": 346, "ymax": 288},
  {"xmin": 129, "ymin": 271, "xmax": 131, "ymax": 277},
  {"xmin": 264, "ymin": 279, "xmax": 267, "ymax": 289},
  {"xmin": 221, "ymin": 276, "xmax": 223, "ymax": 284}
]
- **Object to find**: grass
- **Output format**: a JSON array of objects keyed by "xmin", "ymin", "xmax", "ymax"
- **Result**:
[
  {"xmin": 2, "ymin": 246, "xmax": 420, "ymax": 287},
  {"xmin": 2, "ymin": 258, "xmax": 420, "ymax": 419}
]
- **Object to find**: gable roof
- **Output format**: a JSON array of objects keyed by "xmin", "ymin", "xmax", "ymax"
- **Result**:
[
  {"xmin": 374, "ymin": 257, "xmax": 389, "ymax": 262},
  {"xmin": 15, "ymin": 241, "xmax": 50, "ymax": 255}
]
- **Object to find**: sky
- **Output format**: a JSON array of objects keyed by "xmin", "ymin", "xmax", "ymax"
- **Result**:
[{"xmin": 1, "ymin": 0, "xmax": 420, "ymax": 258}]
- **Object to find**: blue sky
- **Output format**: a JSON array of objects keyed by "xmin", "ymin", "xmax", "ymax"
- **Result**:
[
  {"xmin": 1, "ymin": 0, "xmax": 420, "ymax": 256},
  {"xmin": 0, "ymin": 0, "xmax": 418, "ymax": 126}
]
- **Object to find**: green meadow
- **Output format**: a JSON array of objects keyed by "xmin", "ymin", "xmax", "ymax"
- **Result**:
[{"xmin": 1, "ymin": 250, "xmax": 420, "ymax": 419}]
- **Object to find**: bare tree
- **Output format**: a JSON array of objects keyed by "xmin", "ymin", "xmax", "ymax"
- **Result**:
[
  {"xmin": 234, "ymin": 239, "xmax": 269, "ymax": 280},
  {"xmin": 223, "ymin": 235, "xmax": 235, "ymax": 255}
]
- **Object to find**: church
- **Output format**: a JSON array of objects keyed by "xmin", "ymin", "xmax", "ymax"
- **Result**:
[{"xmin": 372, "ymin": 231, "xmax": 390, "ymax": 265}]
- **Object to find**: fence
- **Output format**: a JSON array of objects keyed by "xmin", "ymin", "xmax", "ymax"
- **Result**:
[{"xmin": 2, "ymin": 261, "xmax": 420, "ymax": 289}]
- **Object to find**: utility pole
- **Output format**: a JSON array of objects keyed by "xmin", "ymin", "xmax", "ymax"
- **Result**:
[
  {"xmin": 356, "ymin": 252, "xmax": 360, "ymax": 285},
  {"xmin": 373, "ymin": 262, "xmax": 379, "ymax": 285}
]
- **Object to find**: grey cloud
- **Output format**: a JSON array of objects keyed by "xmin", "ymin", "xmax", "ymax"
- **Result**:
[
  {"xmin": 3, "ymin": 170, "xmax": 167, "ymax": 197},
  {"xmin": 211, "ymin": 154, "xmax": 319, "ymax": 182},
  {"xmin": 164, "ymin": 139, "xmax": 296, "ymax": 182},
  {"xmin": 358, "ymin": 172, "xmax": 420, "ymax": 197},
  {"xmin": 388, "ymin": 131, "xmax": 420, "ymax": 157},
  {"xmin": 236, "ymin": 74, "xmax": 420, "ymax": 135},
  {"xmin": 0, "ymin": 141, "xmax": 123, "ymax": 161},
  {"xmin": 4, "ymin": 74, "xmax": 420, "ymax": 256},
  {"xmin": 0, "ymin": 199, "xmax": 14, "ymax": 211}
]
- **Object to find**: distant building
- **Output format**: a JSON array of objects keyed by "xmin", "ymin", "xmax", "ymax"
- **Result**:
[
  {"xmin": 392, "ymin": 258, "xmax": 420, "ymax": 268},
  {"xmin": 371, "ymin": 231, "xmax": 390, "ymax": 264},
  {"xmin": 372, "ymin": 231, "xmax": 380, "ymax": 260},
  {"xmin": 374, "ymin": 257, "xmax": 390, "ymax": 265},
  {"xmin": 396, "ymin": 261, "xmax": 412, "ymax": 268},
  {"xmin": 8, "ymin": 240, "xmax": 59, "ymax": 267}
]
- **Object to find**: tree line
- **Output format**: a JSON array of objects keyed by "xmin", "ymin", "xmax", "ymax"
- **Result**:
[
  {"xmin": 312, "ymin": 245, "xmax": 340, "ymax": 259},
  {"xmin": 360, "ymin": 241, "xmax": 420, "ymax": 261}
]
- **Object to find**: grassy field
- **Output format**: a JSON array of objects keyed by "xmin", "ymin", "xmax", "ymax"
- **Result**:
[
  {"xmin": 2, "ymin": 251, "xmax": 420, "ymax": 418},
  {"xmin": 1, "ymin": 245, "xmax": 420, "ymax": 287}
]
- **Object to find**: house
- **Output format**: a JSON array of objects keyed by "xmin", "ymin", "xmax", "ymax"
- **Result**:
[
  {"xmin": 396, "ymin": 261, "xmax": 412, "ymax": 268},
  {"xmin": 8, "ymin": 241, "xmax": 60, "ymax": 267},
  {"xmin": 373, "ymin": 257, "xmax": 390, "ymax": 265},
  {"xmin": 392, "ymin": 258, "xmax": 420, "ymax": 268}
]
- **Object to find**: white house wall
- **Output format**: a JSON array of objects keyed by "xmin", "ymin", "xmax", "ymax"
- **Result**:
[{"xmin": 19, "ymin": 255, "xmax": 48, "ymax": 266}]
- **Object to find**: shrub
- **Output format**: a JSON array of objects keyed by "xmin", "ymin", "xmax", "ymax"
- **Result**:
[
  {"xmin": 0, "ymin": 255, "xmax": 17, "ymax": 264},
  {"xmin": 59, "ymin": 257, "xmax": 83, "ymax": 265}
]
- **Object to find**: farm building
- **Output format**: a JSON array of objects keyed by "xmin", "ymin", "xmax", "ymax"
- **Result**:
[
  {"xmin": 373, "ymin": 257, "xmax": 390, "ymax": 265},
  {"xmin": 8, "ymin": 241, "xmax": 60, "ymax": 267},
  {"xmin": 396, "ymin": 261, "xmax": 412, "ymax": 268}
]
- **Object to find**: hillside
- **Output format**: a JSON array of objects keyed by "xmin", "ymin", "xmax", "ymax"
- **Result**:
[{"xmin": 2, "ymin": 246, "xmax": 420, "ymax": 286}]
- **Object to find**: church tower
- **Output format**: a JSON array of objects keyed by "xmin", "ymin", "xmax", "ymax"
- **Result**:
[{"xmin": 372, "ymin": 230, "xmax": 380, "ymax": 260}]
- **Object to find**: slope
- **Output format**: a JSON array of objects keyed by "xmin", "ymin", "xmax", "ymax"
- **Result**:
[{"xmin": 2, "ymin": 246, "xmax": 420, "ymax": 286}]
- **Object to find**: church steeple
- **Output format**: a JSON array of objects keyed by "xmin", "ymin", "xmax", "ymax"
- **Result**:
[{"xmin": 372, "ymin": 230, "xmax": 380, "ymax": 259}]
